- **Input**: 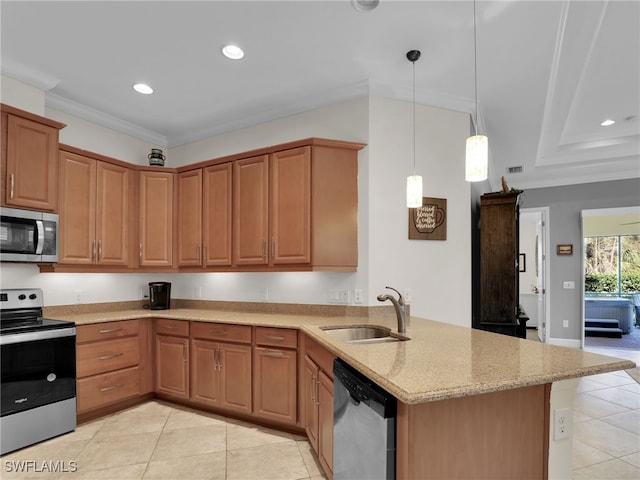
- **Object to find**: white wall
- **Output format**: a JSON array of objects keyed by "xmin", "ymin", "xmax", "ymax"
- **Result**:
[
  {"xmin": 1, "ymin": 77, "xmax": 473, "ymax": 327},
  {"xmin": 367, "ymin": 97, "xmax": 471, "ymax": 326},
  {"xmin": 0, "ymin": 75, "xmax": 45, "ymax": 114}
]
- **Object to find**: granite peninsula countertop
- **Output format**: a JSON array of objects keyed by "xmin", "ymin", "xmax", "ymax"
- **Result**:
[{"xmin": 47, "ymin": 306, "xmax": 636, "ymax": 404}]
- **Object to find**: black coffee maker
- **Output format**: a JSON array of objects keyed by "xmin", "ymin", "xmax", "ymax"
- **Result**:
[{"xmin": 149, "ymin": 282, "xmax": 171, "ymax": 310}]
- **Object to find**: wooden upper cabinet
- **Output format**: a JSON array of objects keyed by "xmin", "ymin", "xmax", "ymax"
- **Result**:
[
  {"xmin": 2, "ymin": 107, "xmax": 65, "ymax": 211},
  {"xmin": 270, "ymin": 147, "xmax": 311, "ymax": 265},
  {"xmin": 233, "ymin": 155, "xmax": 269, "ymax": 265},
  {"xmin": 139, "ymin": 171, "xmax": 174, "ymax": 267},
  {"xmin": 203, "ymin": 163, "xmax": 232, "ymax": 266},
  {"xmin": 58, "ymin": 149, "xmax": 131, "ymax": 266},
  {"xmin": 177, "ymin": 169, "xmax": 203, "ymax": 266}
]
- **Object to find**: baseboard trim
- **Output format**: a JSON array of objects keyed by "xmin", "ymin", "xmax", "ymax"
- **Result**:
[{"xmin": 547, "ymin": 337, "xmax": 581, "ymax": 349}]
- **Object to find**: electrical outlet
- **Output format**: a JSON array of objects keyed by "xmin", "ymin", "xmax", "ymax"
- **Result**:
[
  {"xmin": 140, "ymin": 287, "xmax": 148, "ymax": 299},
  {"xmin": 563, "ymin": 320, "xmax": 569, "ymax": 328},
  {"xmin": 260, "ymin": 287, "xmax": 269, "ymax": 301},
  {"xmin": 73, "ymin": 290, "xmax": 83, "ymax": 304},
  {"xmin": 563, "ymin": 281, "xmax": 575, "ymax": 289},
  {"xmin": 194, "ymin": 286, "xmax": 202, "ymax": 298},
  {"xmin": 353, "ymin": 289, "xmax": 363, "ymax": 304},
  {"xmin": 404, "ymin": 288, "xmax": 412, "ymax": 304},
  {"xmin": 554, "ymin": 407, "xmax": 571, "ymax": 440}
]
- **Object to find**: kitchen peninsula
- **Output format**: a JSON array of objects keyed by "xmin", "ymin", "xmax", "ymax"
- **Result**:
[{"xmin": 48, "ymin": 303, "xmax": 635, "ymax": 479}]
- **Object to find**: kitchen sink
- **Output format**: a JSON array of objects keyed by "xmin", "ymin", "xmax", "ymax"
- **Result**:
[{"xmin": 320, "ymin": 325, "xmax": 409, "ymax": 344}]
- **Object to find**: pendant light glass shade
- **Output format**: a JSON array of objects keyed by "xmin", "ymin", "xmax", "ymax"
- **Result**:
[
  {"xmin": 407, "ymin": 174, "xmax": 423, "ymax": 208},
  {"xmin": 465, "ymin": 134, "xmax": 488, "ymax": 182}
]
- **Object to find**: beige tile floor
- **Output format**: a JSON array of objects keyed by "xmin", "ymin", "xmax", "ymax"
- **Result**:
[
  {"xmin": 1, "ymin": 346, "xmax": 637, "ymax": 480},
  {"xmin": 1, "ymin": 401, "xmax": 326, "ymax": 480}
]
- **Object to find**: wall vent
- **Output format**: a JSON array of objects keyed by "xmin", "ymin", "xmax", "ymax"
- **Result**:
[{"xmin": 507, "ymin": 166, "xmax": 523, "ymax": 174}]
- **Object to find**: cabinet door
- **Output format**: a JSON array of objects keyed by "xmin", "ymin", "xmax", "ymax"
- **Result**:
[
  {"xmin": 203, "ymin": 163, "xmax": 232, "ymax": 266},
  {"xmin": 177, "ymin": 169, "xmax": 203, "ymax": 266},
  {"xmin": 155, "ymin": 335, "xmax": 189, "ymax": 398},
  {"xmin": 303, "ymin": 356, "xmax": 319, "ymax": 451},
  {"xmin": 253, "ymin": 346, "xmax": 297, "ymax": 424},
  {"xmin": 5, "ymin": 114, "xmax": 59, "ymax": 211},
  {"xmin": 191, "ymin": 339, "xmax": 220, "ymax": 405},
  {"xmin": 139, "ymin": 171, "xmax": 174, "ymax": 267},
  {"xmin": 219, "ymin": 343, "xmax": 252, "ymax": 414},
  {"xmin": 233, "ymin": 155, "xmax": 269, "ymax": 265},
  {"xmin": 270, "ymin": 147, "xmax": 311, "ymax": 265},
  {"xmin": 318, "ymin": 369, "xmax": 334, "ymax": 476},
  {"xmin": 96, "ymin": 162, "xmax": 130, "ymax": 265},
  {"xmin": 58, "ymin": 151, "xmax": 96, "ymax": 264}
]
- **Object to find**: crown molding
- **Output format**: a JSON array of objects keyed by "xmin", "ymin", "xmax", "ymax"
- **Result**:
[
  {"xmin": 1, "ymin": 58, "xmax": 60, "ymax": 91},
  {"xmin": 46, "ymin": 92, "xmax": 168, "ymax": 147}
]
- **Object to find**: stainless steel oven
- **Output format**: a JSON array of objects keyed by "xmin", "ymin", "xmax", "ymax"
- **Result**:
[
  {"xmin": 0, "ymin": 207, "xmax": 59, "ymax": 263},
  {"xmin": 0, "ymin": 289, "xmax": 76, "ymax": 455}
]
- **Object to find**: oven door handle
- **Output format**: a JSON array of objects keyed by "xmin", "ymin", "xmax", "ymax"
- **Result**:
[{"xmin": 0, "ymin": 327, "xmax": 76, "ymax": 345}]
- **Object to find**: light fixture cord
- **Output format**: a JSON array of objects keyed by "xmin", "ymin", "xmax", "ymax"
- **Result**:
[
  {"xmin": 473, "ymin": 0, "xmax": 479, "ymax": 136},
  {"xmin": 412, "ymin": 57, "xmax": 416, "ymax": 175}
]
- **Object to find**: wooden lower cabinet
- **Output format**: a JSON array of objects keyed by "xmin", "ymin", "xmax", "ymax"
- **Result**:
[
  {"xmin": 303, "ymin": 336, "xmax": 336, "ymax": 479},
  {"xmin": 155, "ymin": 334, "xmax": 189, "ymax": 399},
  {"xmin": 253, "ymin": 346, "xmax": 297, "ymax": 424},
  {"xmin": 191, "ymin": 339, "xmax": 252, "ymax": 414},
  {"xmin": 76, "ymin": 319, "xmax": 152, "ymax": 419}
]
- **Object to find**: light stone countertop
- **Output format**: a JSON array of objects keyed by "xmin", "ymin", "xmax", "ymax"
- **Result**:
[{"xmin": 49, "ymin": 307, "xmax": 636, "ymax": 405}]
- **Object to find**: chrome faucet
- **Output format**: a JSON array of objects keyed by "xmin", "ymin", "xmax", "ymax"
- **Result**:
[{"xmin": 377, "ymin": 286, "xmax": 407, "ymax": 334}]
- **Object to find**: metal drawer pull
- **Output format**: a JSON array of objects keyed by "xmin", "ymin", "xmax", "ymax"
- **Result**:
[
  {"xmin": 315, "ymin": 379, "xmax": 321, "ymax": 406},
  {"xmin": 98, "ymin": 240, "xmax": 102, "ymax": 261},
  {"xmin": 99, "ymin": 352, "xmax": 124, "ymax": 360},
  {"xmin": 265, "ymin": 335, "xmax": 285, "ymax": 341},
  {"xmin": 260, "ymin": 350, "xmax": 285, "ymax": 358},
  {"xmin": 92, "ymin": 240, "xmax": 96, "ymax": 262},
  {"xmin": 99, "ymin": 384, "xmax": 123, "ymax": 393},
  {"xmin": 98, "ymin": 328, "xmax": 122, "ymax": 334},
  {"xmin": 182, "ymin": 344, "xmax": 188, "ymax": 362},
  {"xmin": 209, "ymin": 330, "xmax": 227, "ymax": 335},
  {"xmin": 163, "ymin": 325, "xmax": 177, "ymax": 329},
  {"xmin": 310, "ymin": 374, "xmax": 317, "ymax": 404},
  {"xmin": 9, "ymin": 174, "xmax": 15, "ymax": 199}
]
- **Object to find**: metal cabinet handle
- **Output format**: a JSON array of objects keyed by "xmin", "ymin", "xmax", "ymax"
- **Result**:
[
  {"xmin": 265, "ymin": 335, "xmax": 285, "ymax": 341},
  {"xmin": 216, "ymin": 346, "xmax": 223, "ymax": 370},
  {"xmin": 91, "ymin": 240, "xmax": 96, "ymax": 262},
  {"xmin": 315, "ymin": 378, "xmax": 321, "ymax": 406},
  {"xmin": 182, "ymin": 343, "xmax": 188, "ymax": 363},
  {"xmin": 99, "ymin": 352, "xmax": 124, "ymax": 361},
  {"xmin": 209, "ymin": 329, "xmax": 227, "ymax": 335},
  {"xmin": 260, "ymin": 349, "xmax": 286, "ymax": 358},
  {"xmin": 9, "ymin": 174, "xmax": 14, "ymax": 199},
  {"xmin": 98, "ymin": 240, "xmax": 102, "ymax": 261},
  {"xmin": 139, "ymin": 243, "xmax": 143, "ymax": 261},
  {"xmin": 271, "ymin": 238, "xmax": 275, "ymax": 258},
  {"xmin": 100, "ymin": 384, "xmax": 123, "ymax": 393},
  {"xmin": 162, "ymin": 325, "xmax": 177, "ymax": 329},
  {"xmin": 262, "ymin": 240, "xmax": 267, "ymax": 259},
  {"xmin": 98, "ymin": 328, "xmax": 122, "ymax": 334},
  {"xmin": 310, "ymin": 374, "xmax": 316, "ymax": 405}
]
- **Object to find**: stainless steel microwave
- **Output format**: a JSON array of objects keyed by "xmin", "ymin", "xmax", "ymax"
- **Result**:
[{"xmin": 0, "ymin": 207, "xmax": 59, "ymax": 263}]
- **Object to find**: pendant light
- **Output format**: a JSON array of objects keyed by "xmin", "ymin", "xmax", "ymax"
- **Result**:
[
  {"xmin": 465, "ymin": 0, "xmax": 488, "ymax": 182},
  {"xmin": 406, "ymin": 49, "xmax": 423, "ymax": 208}
]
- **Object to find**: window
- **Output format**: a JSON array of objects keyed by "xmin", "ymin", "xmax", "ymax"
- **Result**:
[{"xmin": 585, "ymin": 235, "xmax": 640, "ymax": 295}]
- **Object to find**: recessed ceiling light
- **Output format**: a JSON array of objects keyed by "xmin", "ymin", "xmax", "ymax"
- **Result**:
[
  {"xmin": 351, "ymin": 0, "xmax": 379, "ymax": 11},
  {"xmin": 600, "ymin": 119, "xmax": 615, "ymax": 126},
  {"xmin": 222, "ymin": 44, "xmax": 244, "ymax": 60},
  {"xmin": 133, "ymin": 83, "xmax": 153, "ymax": 95}
]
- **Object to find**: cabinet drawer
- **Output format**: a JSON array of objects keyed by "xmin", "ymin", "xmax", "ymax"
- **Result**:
[
  {"xmin": 156, "ymin": 319, "xmax": 189, "ymax": 337},
  {"xmin": 305, "ymin": 336, "xmax": 336, "ymax": 380},
  {"xmin": 255, "ymin": 327, "xmax": 297, "ymax": 349},
  {"xmin": 77, "ymin": 320, "xmax": 139, "ymax": 344},
  {"xmin": 191, "ymin": 322, "xmax": 251, "ymax": 343},
  {"xmin": 77, "ymin": 336, "xmax": 140, "ymax": 378},
  {"xmin": 77, "ymin": 366, "xmax": 141, "ymax": 413}
]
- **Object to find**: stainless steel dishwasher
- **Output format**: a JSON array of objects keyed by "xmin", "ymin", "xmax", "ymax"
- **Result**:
[{"xmin": 333, "ymin": 358, "xmax": 397, "ymax": 480}]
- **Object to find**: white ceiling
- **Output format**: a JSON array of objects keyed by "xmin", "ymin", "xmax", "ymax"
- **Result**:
[{"xmin": 2, "ymin": 0, "xmax": 639, "ymax": 190}]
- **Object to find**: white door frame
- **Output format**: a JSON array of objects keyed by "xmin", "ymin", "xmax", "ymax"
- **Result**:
[{"xmin": 521, "ymin": 207, "xmax": 550, "ymax": 343}]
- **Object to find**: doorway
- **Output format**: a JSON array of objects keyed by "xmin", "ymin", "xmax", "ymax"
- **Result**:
[
  {"xmin": 520, "ymin": 207, "xmax": 550, "ymax": 343},
  {"xmin": 581, "ymin": 206, "xmax": 640, "ymax": 351}
]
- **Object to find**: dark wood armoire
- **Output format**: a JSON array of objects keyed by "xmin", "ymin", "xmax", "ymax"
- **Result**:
[{"xmin": 478, "ymin": 191, "xmax": 524, "ymax": 337}]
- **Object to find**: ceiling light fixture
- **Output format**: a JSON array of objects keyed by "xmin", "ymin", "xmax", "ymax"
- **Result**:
[
  {"xmin": 133, "ymin": 83, "xmax": 153, "ymax": 95},
  {"xmin": 406, "ymin": 49, "xmax": 423, "ymax": 209},
  {"xmin": 222, "ymin": 44, "xmax": 244, "ymax": 60},
  {"xmin": 465, "ymin": 0, "xmax": 488, "ymax": 182},
  {"xmin": 351, "ymin": 0, "xmax": 379, "ymax": 12},
  {"xmin": 600, "ymin": 119, "xmax": 615, "ymax": 126}
]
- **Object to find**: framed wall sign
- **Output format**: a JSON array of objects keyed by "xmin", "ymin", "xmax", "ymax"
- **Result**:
[
  {"xmin": 557, "ymin": 244, "xmax": 573, "ymax": 255},
  {"xmin": 408, "ymin": 197, "xmax": 447, "ymax": 240}
]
